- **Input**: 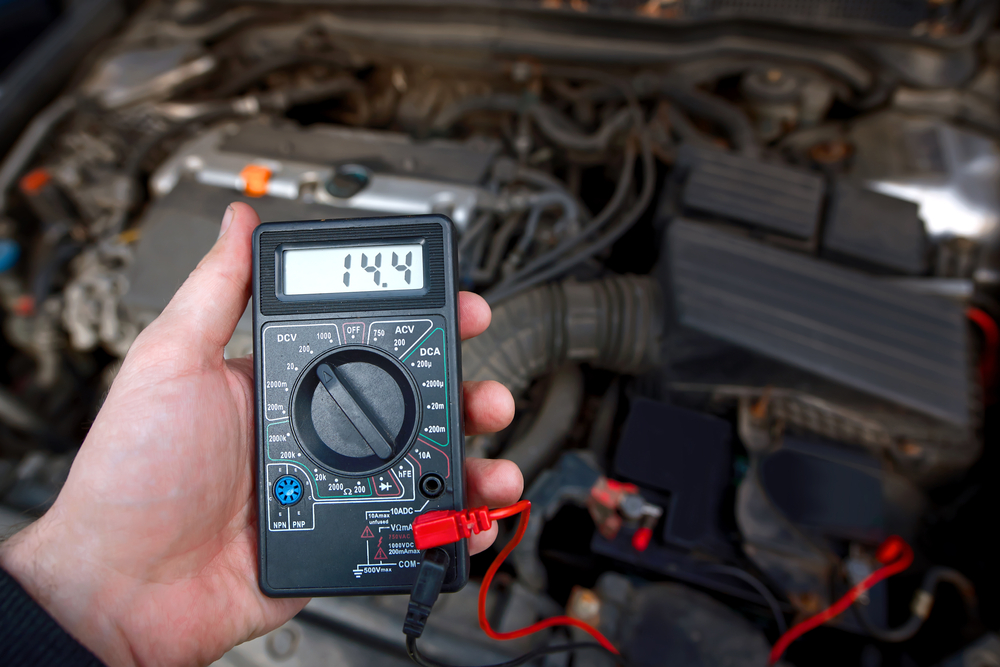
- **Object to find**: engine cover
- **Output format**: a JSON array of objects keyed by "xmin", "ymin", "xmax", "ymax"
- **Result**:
[{"xmin": 123, "ymin": 120, "xmax": 499, "ymax": 340}]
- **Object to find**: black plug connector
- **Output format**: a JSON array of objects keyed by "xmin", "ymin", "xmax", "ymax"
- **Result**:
[{"xmin": 403, "ymin": 547, "xmax": 451, "ymax": 639}]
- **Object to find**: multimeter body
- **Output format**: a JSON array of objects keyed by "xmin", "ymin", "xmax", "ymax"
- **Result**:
[{"xmin": 253, "ymin": 215, "xmax": 467, "ymax": 596}]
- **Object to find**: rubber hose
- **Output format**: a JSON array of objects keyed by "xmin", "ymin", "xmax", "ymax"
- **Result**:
[
  {"xmin": 656, "ymin": 83, "xmax": 759, "ymax": 157},
  {"xmin": 501, "ymin": 365, "xmax": 584, "ymax": 484},
  {"xmin": 462, "ymin": 274, "xmax": 663, "ymax": 397},
  {"xmin": 528, "ymin": 106, "xmax": 634, "ymax": 153},
  {"xmin": 431, "ymin": 94, "xmax": 524, "ymax": 132},
  {"xmin": 432, "ymin": 96, "xmax": 633, "ymax": 153}
]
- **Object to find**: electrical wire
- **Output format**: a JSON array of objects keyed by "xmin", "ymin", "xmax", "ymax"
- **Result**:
[
  {"xmin": 474, "ymin": 68, "xmax": 644, "ymax": 301},
  {"xmin": 492, "ymin": 139, "xmax": 635, "ymax": 283},
  {"xmin": 481, "ymin": 140, "xmax": 635, "ymax": 302},
  {"xmin": 458, "ymin": 212, "xmax": 496, "ymax": 255},
  {"xmin": 469, "ymin": 214, "xmax": 523, "ymax": 284},
  {"xmin": 406, "ymin": 637, "xmax": 623, "ymax": 667},
  {"xmin": 768, "ymin": 536, "xmax": 914, "ymax": 664},
  {"xmin": 484, "ymin": 129, "xmax": 655, "ymax": 305},
  {"xmin": 696, "ymin": 564, "xmax": 788, "ymax": 634}
]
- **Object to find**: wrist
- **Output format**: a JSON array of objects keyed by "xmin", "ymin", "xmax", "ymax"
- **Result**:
[{"xmin": 0, "ymin": 512, "xmax": 136, "ymax": 667}]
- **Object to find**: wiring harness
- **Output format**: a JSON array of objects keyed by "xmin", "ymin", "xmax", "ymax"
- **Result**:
[{"xmin": 403, "ymin": 500, "xmax": 625, "ymax": 667}]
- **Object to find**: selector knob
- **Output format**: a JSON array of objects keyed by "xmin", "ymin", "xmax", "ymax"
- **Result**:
[{"xmin": 290, "ymin": 346, "xmax": 419, "ymax": 475}]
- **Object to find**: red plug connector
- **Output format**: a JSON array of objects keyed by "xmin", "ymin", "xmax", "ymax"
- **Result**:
[
  {"xmin": 413, "ymin": 507, "xmax": 494, "ymax": 549},
  {"xmin": 413, "ymin": 501, "xmax": 530, "ymax": 550}
]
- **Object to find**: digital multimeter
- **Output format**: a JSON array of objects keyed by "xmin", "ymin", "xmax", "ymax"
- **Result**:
[{"xmin": 252, "ymin": 215, "xmax": 467, "ymax": 596}]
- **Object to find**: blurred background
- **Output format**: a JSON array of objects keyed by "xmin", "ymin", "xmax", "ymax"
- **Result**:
[{"xmin": 1, "ymin": 1, "xmax": 999, "ymax": 665}]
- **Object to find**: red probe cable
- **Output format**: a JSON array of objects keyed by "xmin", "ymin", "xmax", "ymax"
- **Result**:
[
  {"xmin": 768, "ymin": 536, "xmax": 914, "ymax": 665},
  {"xmin": 414, "ymin": 500, "xmax": 620, "ymax": 655}
]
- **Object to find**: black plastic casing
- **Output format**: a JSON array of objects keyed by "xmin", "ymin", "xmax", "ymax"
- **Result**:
[{"xmin": 253, "ymin": 215, "xmax": 467, "ymax": 597}]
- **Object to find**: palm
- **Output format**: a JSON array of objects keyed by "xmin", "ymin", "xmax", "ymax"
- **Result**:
[
  {"xmin": 51, "ymin": 349, "xmax": 299, "ymax": 665},
  {"xmin": 0, "ymin": 203, "xmax": 519, "ymax": 667}
]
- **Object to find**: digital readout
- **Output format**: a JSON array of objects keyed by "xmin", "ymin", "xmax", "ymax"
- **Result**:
[{"xmin": 283, "ymin": 243, "xmax": 424, "ymax": 295}]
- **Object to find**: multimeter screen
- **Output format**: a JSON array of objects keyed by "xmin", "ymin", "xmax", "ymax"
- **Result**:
[{"xmin": 282, "ymin": 243, "xmax": 425, "ymax": 295}]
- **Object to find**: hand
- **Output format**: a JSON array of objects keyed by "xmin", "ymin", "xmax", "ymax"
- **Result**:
[{"xmin": 0, "ymin": 203, "xmax": 519, "ymax": 667}]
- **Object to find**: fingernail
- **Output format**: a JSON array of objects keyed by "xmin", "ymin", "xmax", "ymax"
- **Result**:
[{"xmin": 218, "ymin": 205, "xmax": 235, "ymax": 239}]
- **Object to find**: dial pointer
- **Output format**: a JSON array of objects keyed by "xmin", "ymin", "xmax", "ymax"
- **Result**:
[{"xmin": 316, "ymin": 363, "xmax": 394, "ymax": 460}]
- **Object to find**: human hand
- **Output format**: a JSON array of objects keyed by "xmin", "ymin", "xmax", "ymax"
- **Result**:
[{"xmin": 0, "ymin": 203, "xmax": 520, "ymax": 667}]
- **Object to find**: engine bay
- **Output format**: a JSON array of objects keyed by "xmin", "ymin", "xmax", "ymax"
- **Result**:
[{"xmin": 1, "ymin": 1, "xmax": 999, "ymax": 665}]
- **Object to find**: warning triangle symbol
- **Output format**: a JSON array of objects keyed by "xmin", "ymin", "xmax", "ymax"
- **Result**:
[
  {"xmin": 361, "ymin": 526, "xmax": 374, "ymax": 538},
  {"xmin": 375, "ymin": 547, "xmax": 388, "ymax": 560}
]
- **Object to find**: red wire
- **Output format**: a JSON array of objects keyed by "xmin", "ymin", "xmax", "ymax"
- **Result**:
[
  {"xmin": 486, "ymin": 500, "xmax": 531, "ymax": 521},
  {"xmin": 968, "ymin": 307, "xmax": 999, "ymax": 400},
  {"xmin": 768, "ymin": 536, "xmax": 914, "ymax": 665},
  {"xmin": 478, "ymin": 500, "xmax": 620, "ymax": 655}
]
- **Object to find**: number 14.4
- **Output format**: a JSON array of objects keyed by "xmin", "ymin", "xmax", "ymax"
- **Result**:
[{"xmin": 342, "ymin": 251, "xmax": 413, "ymax": 288}]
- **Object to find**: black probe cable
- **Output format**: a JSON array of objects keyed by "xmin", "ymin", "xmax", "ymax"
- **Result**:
[{"xmin": 403, "ymin": 548, "xmax": 630, "ymax": 667}]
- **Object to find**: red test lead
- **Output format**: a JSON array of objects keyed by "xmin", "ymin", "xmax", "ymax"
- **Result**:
[{"xmin": 413, "ymin": 500, "xmax": 621, "ymax": 656}]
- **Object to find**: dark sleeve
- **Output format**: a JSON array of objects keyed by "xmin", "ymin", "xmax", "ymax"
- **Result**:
[{"xmin": 0, "ymin": 567, "xmax": 105, "ymax": 666}]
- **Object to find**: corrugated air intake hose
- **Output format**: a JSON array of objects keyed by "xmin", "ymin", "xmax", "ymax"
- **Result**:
[{"xmin": 462, "ymin": 274, "xmax": 663, "ymax": 397}]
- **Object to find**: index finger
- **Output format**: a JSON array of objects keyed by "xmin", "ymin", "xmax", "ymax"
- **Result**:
[{"xmin": 459, "ymin": 291, "xmax": 491, "ymax": 341}]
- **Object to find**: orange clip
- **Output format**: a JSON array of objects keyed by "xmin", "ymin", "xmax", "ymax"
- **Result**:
[
  {"xmin": 19, "ymin": 168, "xmax": 51, "ymax": 195},
  {"xmin": 240, "ymin": 164, "xmax": 272, "ymax": 198}
]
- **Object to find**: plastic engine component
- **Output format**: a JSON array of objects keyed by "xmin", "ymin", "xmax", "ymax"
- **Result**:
[
  {"xmin": 668, "ymin": 219, "xmax": 970, "ymax": 425},
  {"xmin": 614, "ymin": 398, "xmax": 732, "ymax": 552},
  {"xmin": 679, "ymin": 146, "xmax": 824, "ymax": 240},
  {"xmin": 823, "ymin": 180, "xmax": 927, "ymax": 275}
]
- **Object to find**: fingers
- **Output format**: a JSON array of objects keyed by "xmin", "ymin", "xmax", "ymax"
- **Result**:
[
  {"xmin": 465, "ymin": 458, "xmax": 523, "ymax": 555},
  {"xmin": 466, "ymin": 458, "xmax": 523, "ymax": 509},
  {"xmin": 150, "ymin": 203, "xmax": 261, "ymax": 366},
  {"xmin": 459, "ymin": 293, "xmax": 514, "ymax": 554},
  {"xmin": 459, "ymin": 292, "xmax": 491, "ymax": 341},
  {"xmin": 468, "ymin": 523, "xmax": 498, "ymax": 556},
  {"xmin": 464, "ymin": 381, "xmax": 514, "ymax": 436}
]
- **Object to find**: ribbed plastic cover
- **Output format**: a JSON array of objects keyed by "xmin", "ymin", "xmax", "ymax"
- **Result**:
[
  {"xmin": 681, "ymin": 149, "xmax": 824, "ymax": 239},
  {"xmin": 669, "ymin": 220, "xmax": 970, "ymax": 425}
]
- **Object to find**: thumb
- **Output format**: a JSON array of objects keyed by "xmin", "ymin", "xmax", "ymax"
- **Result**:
[{"xmin": 146, "ymin": 202, "xmax": 261, "ymax": 366}]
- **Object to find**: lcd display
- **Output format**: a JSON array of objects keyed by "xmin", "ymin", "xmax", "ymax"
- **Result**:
[{"xmin": 283, "ymin": 243, "xmax": 424, "ymax": 295}]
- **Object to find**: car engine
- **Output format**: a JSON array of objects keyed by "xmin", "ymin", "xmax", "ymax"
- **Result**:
[{"xmin": 1, "ymin": 1, "xmax": 998, "ymax": 665}]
